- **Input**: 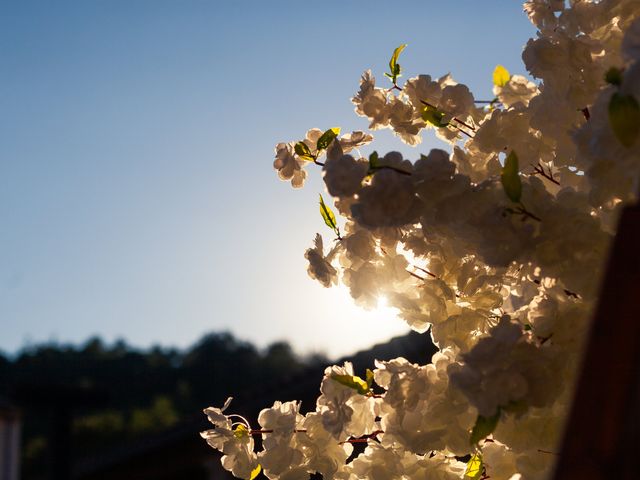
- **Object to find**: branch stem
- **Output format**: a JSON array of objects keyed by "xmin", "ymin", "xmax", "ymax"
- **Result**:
[
  {"xmin": 533, "ymin": 163, "xmax": 560, "ymax": 186},
  {"xmin": 420, "ymin": 99, "xmax": 476, "ymax": 133}
]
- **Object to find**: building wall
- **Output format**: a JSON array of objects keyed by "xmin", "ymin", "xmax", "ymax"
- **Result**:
[{"xmin": 0, "ymin": 411, "xmax": 21, "ymax": 480}]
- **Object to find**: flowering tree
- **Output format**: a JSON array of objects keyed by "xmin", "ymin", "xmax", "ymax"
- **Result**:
[{"xmin": 201, "ymin": 1, "xmax": 640, "ymax": 479}]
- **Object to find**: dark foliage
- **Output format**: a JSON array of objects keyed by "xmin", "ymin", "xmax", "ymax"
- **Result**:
[{"xmin": 1, "ymin": 332, "xmax": 326, "ymax": 479}]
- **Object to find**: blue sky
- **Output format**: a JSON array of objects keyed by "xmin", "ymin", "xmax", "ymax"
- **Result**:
[{"xmin": 0, "ymin": 1, "xmax": 536, "ymax": 358}]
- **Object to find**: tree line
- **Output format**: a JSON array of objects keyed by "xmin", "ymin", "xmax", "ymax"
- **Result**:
[{"xmin": 0, "ymin": 332, "xmax": 326, "ymax": 479}]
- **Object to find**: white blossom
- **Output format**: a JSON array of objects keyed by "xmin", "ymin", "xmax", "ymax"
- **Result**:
[
  {"xmin": 208, "ymin": 2, "xmax": 640, "ymax": 478},
  {"xmin": 273, "ymin": 142, "xmax": 307, "ymax": 188},
  {"xmin": 200, "ymin": 398, "xmax": 259, "ymax": 479},
  {"xmin": 304, "ymin": 234, "xmax": 338, "ymax": 288}
]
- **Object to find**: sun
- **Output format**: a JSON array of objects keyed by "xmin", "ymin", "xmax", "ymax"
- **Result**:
[{"xmin": 303, "ymin": 283, "xmax": 410, "ymax": 359}]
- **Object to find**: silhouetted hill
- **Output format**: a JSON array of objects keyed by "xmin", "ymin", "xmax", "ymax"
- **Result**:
[
  {"xmin": 2, "ymin": 332, "xmax": 327, "ymax": 479},
  {"xmin": 73, "ymin": 330, "xmax": 437, "ymax": 480}
]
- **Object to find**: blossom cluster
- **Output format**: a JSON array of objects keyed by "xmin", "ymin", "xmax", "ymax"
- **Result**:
[{"xmin": 204, "ymin": 1, "xmax": 640, "ymax": 478}]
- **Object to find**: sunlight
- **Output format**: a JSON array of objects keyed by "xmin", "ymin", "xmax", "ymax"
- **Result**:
[{"xmin": 293, "ymin": 284, "xmax": 410, "ymax": 359}]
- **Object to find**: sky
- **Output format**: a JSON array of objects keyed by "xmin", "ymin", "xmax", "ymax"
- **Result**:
[{"xmin": 0, "ymin": 1, "xmax": 537, "ymax": 359}]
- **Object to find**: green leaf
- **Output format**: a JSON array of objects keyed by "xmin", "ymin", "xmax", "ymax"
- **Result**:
[
  {"xmin": 387, "ymin": 44, "xmax": 407, "ymax": 83},
  {"xmin": 331, "ymin": 373, "xmax": 370, "ymax": 395},
  {"xmin": 294, "ymin": 141, "xmax": 315, "ymax": 162},
  {"xmin": 501, "ymin": 151, "xmax": 522, "ymax": 203},
  {"xmin": 493, "ymin": 64, "xmax": 510, "ymax": 87},
  {"xmin": 470, "ymin": 410, "xmax": 501, "ymax": 445},
  {"xmin": 366, "ymin": 368, "xmax": 374, "ymax": 389},
  {"xmin": 604, "ymin": 67, "xmax": 623, "ymax": 86},
  {"xmin": 609, "ymin": 92, "xmax": 640, "ymax": 148},
  {"xmin": 250, "ymin": 464, "xmax": 262, "ymax": 480},
  {"xmin": 316, "ymin": 127, "xmax": 341, "ymax": 151},
  {"xmin": 368, "ymin": 151, "xmax": 380, "ymax": 170},
  {"xmin": 367, "ymin": 151, "xmax": 411, "ymax": 176},
  {"xmin": 319, "ymin": 194, "xmax": 338, "ymax": 233},
  {"xmin": 464, "ymin": 453, "xmax": 483, "ymax": 479},
  {"xmin": 389, "ymin": 44, "xmax": 407, "ymax": 73},
  {"xmin": 421, "ymin": 104, "xmax": 448, "ymax": 128}
]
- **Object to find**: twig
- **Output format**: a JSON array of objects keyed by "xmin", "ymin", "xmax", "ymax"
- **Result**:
[
  {"xmin": 519, "ymin": 207, "xmax": 542, "ymax": 222},
  {"xmin": 407, "ymin": 270, "xmax": 427, "ymax": 282},
  {"xmin": 563, "ymin": 289, "xmax": 579, "ymax": 299},
  {"xmin": 539, "ymin": 334, "xmax": 553, "ymax": 345},
  {"xmin": 531, "ymin": 279, "xmax": 580, "ymax": 299},
  {"xmin": 371, "ymin": 165, "xmax": 412, "ymax": 176},
  {"xmin": 537, "ymin": 449, "xmax": 559, "ymax": 456},
  {"xmin": 413, "ymin": 265, "xmax": 437, "ymax": 278},
  {"xmin": 451, "ymin": 123, "xmax": 474, "ymax": 138},
  {"xmin": 505, "ymin": 203, "xmax": 542, "ymax": 222},
  {"xmin": 249, "ymin": 429, "xmax": 308, "ymax": 435},
  {"xmin": 339, "ymin": 430, "xmax": 384, "ymax": 445},
  {"xmin": 420, "ymin": 100, "xmax": 476, "ymax": 132},
  {"xmin": 451, "ymin": 116, "xmax": 476, "ymax": 132},
  {"xmin": 532, "ymin": 163, "xmax": 560, "ymax": 186}
]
